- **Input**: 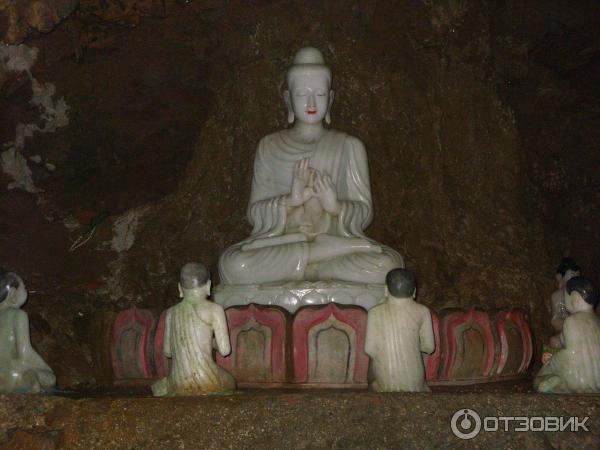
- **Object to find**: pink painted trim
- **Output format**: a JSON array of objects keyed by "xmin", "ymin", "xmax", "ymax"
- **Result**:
[
  {"xmin": 154, "ymin": 310, "xmax": 169, "ymax": 378},
  {"xmin": 440, "ymin": 308, "xmax": 495, "ymax": 379},
  {"xmin": 111, "ymin": 308, "xmax": 156, "ymax": 379},
  {"xmin": 292, "ymin": 304, "xmax": 368, "ymax": 383},
  {"xmin": 496, "ymin": 309, "xmax": 533, "ymax": 374},
  {"xmin": 425, "ymin": 311, "xmax": 441, "ymax": 381},
  {"xmin": 216, "ymin": 304, "xmax": 288, "ymax": 382},
  {"xmin": 520, "ymin": 311, "xmax": 533, "ymax": 373}
]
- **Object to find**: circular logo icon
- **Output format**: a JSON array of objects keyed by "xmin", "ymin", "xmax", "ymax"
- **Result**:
[{"xmin": 451, "ymin": 409, "xmax": 482, "ymax": 440}]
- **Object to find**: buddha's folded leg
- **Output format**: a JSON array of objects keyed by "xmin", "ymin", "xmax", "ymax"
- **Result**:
[
  {"xmin": 315, "ymin": 245, "xmax": 404, "ymax": 284},
  {"xmin": 219, "ymin": 241, "xmax": 310, "ymax": 285}
]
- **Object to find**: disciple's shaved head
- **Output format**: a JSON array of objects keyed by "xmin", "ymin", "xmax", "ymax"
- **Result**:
[
  {"xmin": 0, "ymin": 271, "xmax": 20, "ymax": 303},
  {"xmin": 567, "ymin": 276, "xmax": 598, "ymax": 308},
  {"xmin": 556, "ymin": 257, "xmax": 580, "ymax": 276},
  {"xmin": 386, "ymin": 268, "xmax": 416, "ymax": 298},
  {"xmin": 180, "ymin": 263, "xmax": 210, "ymax": 289}
]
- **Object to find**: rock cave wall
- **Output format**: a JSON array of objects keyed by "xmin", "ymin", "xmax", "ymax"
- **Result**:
[{"xmin": 1, "ymin": 0, "xmax": 598, "ymax": 388}]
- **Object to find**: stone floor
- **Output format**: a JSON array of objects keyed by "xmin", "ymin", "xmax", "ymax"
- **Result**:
[{"xmin": 1, "ymin": 382, "xmax": 599, "ymax": 449}]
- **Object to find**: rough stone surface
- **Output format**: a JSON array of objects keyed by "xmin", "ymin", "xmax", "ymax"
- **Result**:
[
  {"xmin": 1, "ymin": 387, "xmax": 599, "ymax": 448},
  {"xmin": 0, "ymin": 0, "xmax": 78, "ymax": 44}
]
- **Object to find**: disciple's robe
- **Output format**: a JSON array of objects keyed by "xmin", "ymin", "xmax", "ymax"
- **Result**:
[
  {"xmin": 219, "ymin": 129, "xmax": 403, "ymax": 285},
  {"xmin": 535, "ymin": 311, "xmax": 600, "ymax": 393},
  {"xmin": 0, "ymin": 308, "xmax": 55, "ymax": 394},
  {"xmin": 152, "ymin": 300, "xmax": 235, "ymax": 396},
  {"xmin": 365, "ymin": 298, "xmax": 435, "ymax": 392}
]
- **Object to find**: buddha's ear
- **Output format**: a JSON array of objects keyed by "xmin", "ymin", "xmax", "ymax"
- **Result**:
[
  {"xmin": 283, "ymin": 90, "xmax": 294, "ymax": 124},
  {"xmin": 325, "ymin": 90, "xmax": 335, "ymax": 124}
]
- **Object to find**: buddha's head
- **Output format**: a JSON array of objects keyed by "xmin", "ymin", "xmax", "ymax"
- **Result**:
[
  {"xmin": 178, "ymin": 262, "xmax": 211, "ymax": 301},
  {"xmin": 565, "ymin": 276, "xmax": 597, "ymax": 313},
  {"xmin": 385, "ymin": 268, "xmax": 416, "ymax": 300},
  {"xmin": 284, "ymin": 47, "xmax": 334, "ymax": 125},
  {"xmin": 555, "ymin": 257, "xmax": 580, "ymax": 288},
  {"xmin": 0, "ymin": 271, "xmax": 27, "ymax": 309}
]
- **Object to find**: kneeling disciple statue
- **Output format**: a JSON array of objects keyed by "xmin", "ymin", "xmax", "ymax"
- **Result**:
[
  {"xmin": 535, "ymin": 276, "xmax": 600, "ymax": 394},
  {"xmin": 365, "ymin": 268, "xmax": 435, "ymax": 392},
  {"xmin": 0, "ymin": 271, "xmax": 56, "ymax": 394},
  {"xmin": 152, "ymin": 263, "xmax": 236, "ymax": 396},
  {"xmin": 547, "ymin": 257, "xmax": 580, "ymax": 348}
]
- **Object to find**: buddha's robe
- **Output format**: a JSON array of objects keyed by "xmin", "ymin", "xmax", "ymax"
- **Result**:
[
  {"xmin": 0, "ymin": 308, "xmax": 55, "ymax": 394},
  {"xmin": 152, "ymin": 300, "xmax": 235, "ymax": 396},
  {"xmin": 365, "ymin": 298, "xmax": 435, "ymax": 392},
  {"xmin": 535, "ymin": 311, "xmax": 600, "ymax": 393},
  {"xmin": 219, "ymin": 129, "xmax": 403, "ymax": 285}
]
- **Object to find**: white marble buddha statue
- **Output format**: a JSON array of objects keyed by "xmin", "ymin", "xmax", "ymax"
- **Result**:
[
  {"xmin": 0, "ymin": 272, "xmax": 56, "ymax": 394},
  {"xmin": 535, "ymin": 276, "xmax": 600, "ymax": 393},
  {"xmin": 218, "ymin": 47, "xmax": 403, "ymax": 287}
]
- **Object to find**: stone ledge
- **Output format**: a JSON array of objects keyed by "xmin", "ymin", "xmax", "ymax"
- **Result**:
[{"xmin": 1, "ymin": 386, "xmax": 599, "ymax": 448}]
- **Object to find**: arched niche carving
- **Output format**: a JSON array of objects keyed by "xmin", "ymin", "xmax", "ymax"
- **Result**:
[
  {"xmin": 307, "ymin": 316, "xmax": 355, "ymax": 383},
  {"xmin": 495, "ymin": 309, "xmax": 533, "ymax": 375},
  {"xmin": 111, "ymin": 308, "xmax": 156, "ymax": 380},
  {"xmin": 440, "ymin": 308, "xmax": 495, "ymax": 380},
  {"xmin": 293, "ymin": 303, "xmax": 368, "ymax": 385},
  {"xmin": 216, "ymin": 304, "xmax": 288, "ymax": 384}
]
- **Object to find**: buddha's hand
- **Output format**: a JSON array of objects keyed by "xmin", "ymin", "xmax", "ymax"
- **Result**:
[
  {"xmin": 288, "ymin": 158, "xmax": 313, "ymax": 207},
  {"xmin": 314, "ymin": 172, "xmax": 341, "ymax": 215}
]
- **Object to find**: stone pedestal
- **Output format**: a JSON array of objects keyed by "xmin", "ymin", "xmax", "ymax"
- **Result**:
[
  {"xmin": 105, "ymin": 306, "xmax": 534, "ymax": 387},
  {"xmin": 213, "ymin": 281, "xmax": 384, "ymax": 313}
]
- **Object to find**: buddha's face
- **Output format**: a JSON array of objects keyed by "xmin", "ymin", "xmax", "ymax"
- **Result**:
[{"xmin": 287, "ymin": 69, "xmax": 331, "ymax": 125}]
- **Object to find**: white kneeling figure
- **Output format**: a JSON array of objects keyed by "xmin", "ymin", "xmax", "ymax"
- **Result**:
[
  {"xmin": 0, "ymin": 272, "xmax": 55, "ymax": 394},
  {"xmin": 152, "ymin": 263, "xmax": 236, "ymax": 396},
  {"xmin": 547, "ymin": 257, "xmax": 580, "ymax": 347},
  {"xmin": 365, "ymin": 268, "xmax": 435, "ymax": 392},
  {"xmin": 535, "ymin": 276, "xmax": 600, "ymax": 394}
]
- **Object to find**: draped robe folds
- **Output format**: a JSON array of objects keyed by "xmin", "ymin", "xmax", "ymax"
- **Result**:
[
  {"xmin": 536, "ymin": 312, "xmax": 600, "ymax": 393},
  {"xmin": 157, "ymin": 301, "xmax": 235, "ymax": 396},
  {"xmin": 365, "ymin": 300, "xmax": 435, "ymax": 392},
  {"xmin": 0, "ymin": 308, "xmax": 55, "ymax": 393},
  {"xmin": 218, "ymin": 129, "xmax": 403, "ymax": 285}
]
